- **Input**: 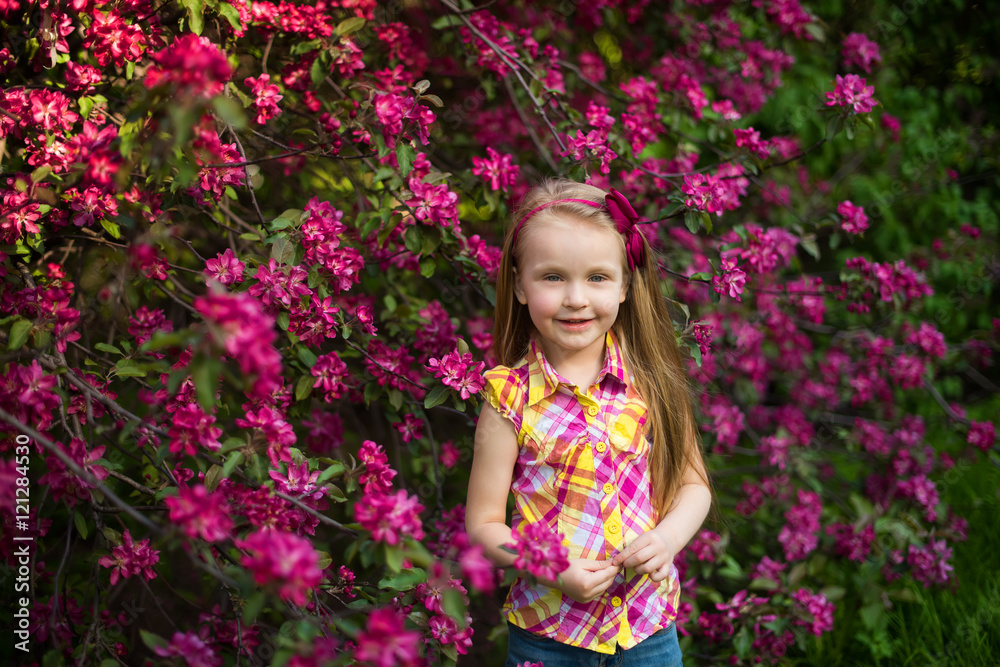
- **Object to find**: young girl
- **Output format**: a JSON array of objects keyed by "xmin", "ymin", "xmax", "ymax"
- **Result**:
[{"xmin": 466, "ymin": 179, "xmax": 712, "ymax": 666}]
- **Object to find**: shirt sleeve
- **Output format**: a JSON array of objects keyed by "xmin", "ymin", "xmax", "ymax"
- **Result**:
[{"xmin": 481, "ymin": 364, "xmax": 526, "ymax": 435}]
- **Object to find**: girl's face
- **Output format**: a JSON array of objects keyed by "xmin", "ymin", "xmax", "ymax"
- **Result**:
[{"xmin": 513, "ymin": 214, "xmax": 628, "ymax": 369}]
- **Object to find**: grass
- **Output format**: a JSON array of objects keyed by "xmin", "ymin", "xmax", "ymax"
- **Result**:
[{"xmin": 806, "ymin": 452, "xmax": 1000, "ymax": 666}]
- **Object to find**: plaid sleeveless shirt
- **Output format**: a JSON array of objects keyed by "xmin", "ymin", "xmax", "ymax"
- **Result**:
[{"xmin": 482, "ymin": 332, "xmax": 680, "ymax": 654}]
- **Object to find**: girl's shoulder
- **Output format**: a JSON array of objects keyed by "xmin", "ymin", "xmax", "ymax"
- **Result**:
[{"xmin": 481, "ymin": 360, "xmax": 530, "ymax": 426}]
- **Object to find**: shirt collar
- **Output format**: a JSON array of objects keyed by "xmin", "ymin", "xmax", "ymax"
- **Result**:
[{"xmin": 525, "ymin": 331, "xmax": 631, "ymax": 407}]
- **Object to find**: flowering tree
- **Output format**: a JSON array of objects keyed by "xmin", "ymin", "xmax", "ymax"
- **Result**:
[{"xmin": 1, "ymin": 0, "xmax": 997, "ymax": 665}]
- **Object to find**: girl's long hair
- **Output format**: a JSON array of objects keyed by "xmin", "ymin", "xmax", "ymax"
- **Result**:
[{"xmin": 492, "ymin": 178, "xmax": 709, "ymax": 515}]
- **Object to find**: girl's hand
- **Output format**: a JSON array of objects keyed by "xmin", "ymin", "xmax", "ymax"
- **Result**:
[
  {"xmin": 610, "ymin": 529, "xmax": 676, "ymax": 583},
  {"xmin": 547, "ymin": 558, "xmax": 619, "ymax": 603}
]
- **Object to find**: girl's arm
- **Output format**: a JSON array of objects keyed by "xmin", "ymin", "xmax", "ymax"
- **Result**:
[
  {"xmin": 465, "ymin": 402, "xmax": 521, "ymax": 567},
  {"xmin": 466, "ymin": 403, "xmax": 620, "ymax": 602},
  {"xmin": 611, "ymin": 426, "xmax": 712, "ymax": 579}
]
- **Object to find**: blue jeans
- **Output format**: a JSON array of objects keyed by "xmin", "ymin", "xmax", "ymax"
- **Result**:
[{"xmin": 504, "ymin": 622, "xmax": 683, "ymax": 667}]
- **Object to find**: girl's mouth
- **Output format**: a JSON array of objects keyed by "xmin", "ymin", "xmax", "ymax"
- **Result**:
[{"xmin": 558, "ymin": 318, "xmax": 592, "ymax": 329}]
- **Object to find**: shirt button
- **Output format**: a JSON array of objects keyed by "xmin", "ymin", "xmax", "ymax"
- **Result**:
[
  {"xmin": 611, "ymin": 596, "xmax": 622, "ymax": 607},
  {"xmin": 603, "ymin": 482, "xmax": 614, "ymax": 494},
  {"xmin": 595, "ymin": 441, "xmax": 607, "ymax": 453},
  {"xmin": 586, "ymin": 405, "xmax": 598, "ymax": 417},
  {"xmin": 607, "ymin": 522, "xmax": 620, "ymax": 534}
]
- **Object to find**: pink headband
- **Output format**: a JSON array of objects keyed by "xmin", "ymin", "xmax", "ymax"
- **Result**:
[{"xmin": 510, "ymin": 189, "xmax": 646, "ymax": 271}]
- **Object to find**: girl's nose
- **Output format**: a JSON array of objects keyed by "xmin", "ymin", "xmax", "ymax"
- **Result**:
[{"xmin": 563, "ymin": 281, "xmax": 588, "ymax": 308}]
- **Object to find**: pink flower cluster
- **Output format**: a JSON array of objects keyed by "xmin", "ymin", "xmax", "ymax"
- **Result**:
[
  {"xmin": 472, "ymin": 147, "xmax": 519, "ymax": 192},
  {"xmin": 353, "ymin": 607, "xmax": 421, "ymax": 667},
  {"xmin": 906, "ymin": 321, "xmax": 947, "ymax": 359},
  {"xmin": 777, "ymin": 489, "xmax": 822, "ymax": 561},
  {"xmin": 246, "ymin": 73, "xmax": 283, "ymax": 125},
  {"xmin": 967, "ymin": 421, "xmax": 996, "ymax": 452},
  {"xmin": 842, "ymin": 32, "xmax": 882, "ymax": 73},
  {"xmin": 425, "ymin": 349, "xmax": 487, "ymax": 400},
  {"xmin": 825, "ymin": 74, "xmax": 877, "ymax": 114},
  {"xmin": 712, "ymin": 256, "xmax": 747, "ymax": 301},
  {"xmin": 907, "ymin": 539, "xmax": 954, "ymax": 587},
  {"xmin": 194, "ymin": 290, "xmax": 283, "ymax": 399},
  {"xmin": 355, "ymin": 489, "xmax": 426, "ymax": 545},
  {"xmin": 311, "ymin": 351, "xmax": 352, "ymax": 402},
  {"xmin": 733, "ymin": 127, "xmax": 770, "ymax": 159},
  {"xmin": 36, "ymin": 438, "xmax": 109, "ymax": 507},
  {"xmin": 681, "ymin": 164, "xmax": 749, "ymax": 216},
  {"xmin": 507, "ymin": 521, "xmax": 570, "ymax": 583},
  {"xmin": 98, "ymin": 529, "xmax": 160, "ymax": 585},
  {"xmin": 144, "ymin": 34, "xmax": 232, "ymax": 98},
  {"xmin": 237, "ymin": 529, "xmax": 323, "ymax": 606},
  {"xmin": 204, "ymin": 249, "xmax": 246, "ymax": 286},
  {"xmin": 165, "ymin": 484, "xmax": 233, "ymax": 542},
  {"xmin": 837, "ymin": 200, "xmax": 869, "ymax": 235},
  {"xmin": 843, "ymin": 256, "xmax": 933, "ymax": 311},
  {"xmin": 154, "ymin": 631, "xmax": 221, "ymax": 667},
  {"xmin": 168, "ymin": 403, "xmax": 223, "ymax": 457},
  {"xmin": 790, "ymin": 588, "xmax": 835, "ymax": 635},
  {"xmin": 562, "ymin": 129, "xmax": 619, "ymax": 175}
]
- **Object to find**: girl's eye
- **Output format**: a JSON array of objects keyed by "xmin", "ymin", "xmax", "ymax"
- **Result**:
[
  {"xmin": 543, "ymin": 275, "xmax": 562, "ymax": 282},
  {"xmin": 590, "ymin": 275, "xmax": 607, "ymax": 282}
]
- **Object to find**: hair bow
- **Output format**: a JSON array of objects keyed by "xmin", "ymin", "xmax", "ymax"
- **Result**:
[{"xmin": 604, "ymin": 188, "xmax": 645, "ymax": 271}]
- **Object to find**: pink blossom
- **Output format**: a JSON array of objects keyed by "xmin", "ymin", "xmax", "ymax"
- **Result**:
[
  {"xmin": 472, "ymin": 147, "xmax": 519, "ymax": 192},
  {"xmin": 154, "ymin": 631, "xmax": 221, "ymax": 667},
  {"xmin": 358, "ymin": 440, "xmax": 396, "ymax": 494},
  {"xmin": 406, "ymin": 177, "xmax": 459, "ymax": 228},
  {"xmin": 562, "ymin": 128, "xmax": 619, "ymax": 175},
  {"xmin": 791, "ymin": 588, "xmax": 835, "ymax": 635},
  {"xmin": 165, "ymin": 484, "xmax": 233, "ymax": 542},
  {"xmin": 393, "ymin": 413, "xmax": 424, "ymax": 443},
  {"xmin": 204, "ymin": 249, "xmax": 245, "ymax": 286},
  {"xmin": 425, "ymin": 349, "xmax": 487, "ymax": 400},
  {"xmin": 144, "ymin": 34, "xmax": 232, "ymax": 98},
  {"xmin": 311, "ymin": 351, "xmax": 351, "ymax": 402},
  {"xmin": 827, "ymin": 523, "xmax": 874, "ymax": 562},
  {"xmin": 355, "ymin": 489, "xmax": 426, "ymax": 545},
  {"xmin": 712, "ymin": 255, "xmax": 747, "ymax": 301},
  {"xmin": 688, "ymin": 530, "xmax": 722, "ymax": 562},
  {"xmin": 825, "ymin": 74, "xmax": 877, "ymax": 114},
  {"xmin": 245, "ymin": 73, "xmax": 283, "ymax": 124},
  {"xmin": 459, "ymin": 542, "xmax": 496, "ymax": 592},
  {"xmin": 967, "ymin": 421, "xmax": 996, "ymax": 452},
  {"xmin": 778, "ymin": 489, "xmax": 822, "ymax": 561},
  {"xmin": 837, "ymin": 200, "xmax": 869, "ymax": 234},
  {"xmin": 237, "ymin": 529, "xmax": 322, "ymax": 606},
  {"xmin": 907, "ymin": 539, "xmax": 954, "ymax": 587},
  {"xmin": 269, "ymin": 461, "xmax": 326, "ymax": 504},
  {"xmin": 353, "ymin": 608, "xmax": 421, "ymax": 667},
  {"xmin": 906, "ymin": 321, "xmax": 947, "ymax": 359},
  {"xmin": 168, "ymin": 403, "xmax": 223, "ymax": 456},
  {"xmin": 842, "ymin": 32, "xmax": 882, "ymax": 73},
  {"xmin": 128, "ymin": 306, "xmax": 173, "ymax": 347},
  {"xmin": 36, "ymin": 438, "xmax": 109, "ymax": 506},
  {"xmin": 439, "ymin": 440, "xmax": 461, "ymax": 468},
  {"xmin": 881, "ymin": 113, "xmax": 902, "ymax": 142},
  {"xmin": 98, "ymin": 529, "xmax": 160, "ymax": 585},
  {"xmin": 712, "ymin": 99, "xmax": 742, "ymax": 121},
  {"xmin": 734, "ymin": 127, "xmax": 770, "ymax": 159},
  {"xmin": 506, "ymin": 522, "xmax": 570, "ymax": 583}
]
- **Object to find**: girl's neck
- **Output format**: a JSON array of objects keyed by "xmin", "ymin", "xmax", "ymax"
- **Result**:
[{"xmin": 537, "ymin": 336, "xmax": 606, "ymax": 390}]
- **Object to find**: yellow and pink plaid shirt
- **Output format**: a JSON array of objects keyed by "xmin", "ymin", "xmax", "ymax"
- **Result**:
[{"xmin": 482, "ymin": 332, "xmax": 681, "ymax": 654}]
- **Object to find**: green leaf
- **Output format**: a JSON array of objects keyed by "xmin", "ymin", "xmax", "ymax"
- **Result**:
[
  {"xmin": 179, "ymin": 0, "xmax": 205, "ymax": 35},
  {"xmin": 378, "ymin": 568, "xmax": 428, "ymax": 591},
  {"xmin": 336, "ymin": 16, "xmax": 366, "ymax": 36},
  {"xmin": 212, "ymin": 95, "xmax": 248, "ymax": 129},
  {"xmin": 385, "ymin": 544, "xmax": 404, "ymax": 572},
  {"xmin": 30, "ymin": 164, "xmax": 53, "ymax": 183},
  {"xmin": 404, "ymin": 226, "xmax": 422, "ymax": 253},
  {"xmin": 242, "ymin": 591, "xmax": 266, "ymax": 623},
  {"xmin": 204, "ymin": 464, "xmax": 223, "ymax": 492},
  {"xmin": 95, "ymin": 342, "xmax": 122, "ymax": 355},
  {"xmin": 419, "ymin": 256, "xmax": 436, "ymax": 277},
  {"xmin": 222, "ymin": 451, "xmax": 243, "ymax": 478},
  {"xmin": 800, "ymin": 235, "xmax": 820, "ymax": 260},
  {"xmin": 8, "ymin": 318, "xmax": 32, "ymax": 350},
  {"xmin": 100, "ymin": 219, "xmax": 122, "ymax": 239},
  {"xmin": 734, "ymin": 626, "xmax": 752, "ymax": 658},
  {"xmin": 441, "ymin": 587, "xmax": 467, "ymax": 625},
  {"xmin": 804, "ymin": 22, "xmax": 825, "ymax": 42},
  {"xmin": 316, "ymin": 461, "xmax": 345, "ymax": 483},
  {"xmin": 74, "ymin": 511, "xmax": 89, "ymax": 539},
  {"xmin": 191, "ymin": 354, "xmax": 219, "ymax": 411},
  {"xmin": 684, "ymin": 210, "xmax": 700, "ymax": 234},
  {"xmin": 217, "ymin": 3, "xmax": 242, "ymax": 31},
  {"xmin": 430, "ymin": 15, "xmax": 462, "ymax": 29},
  {"xmin": 687, "ymin": 272, "xmax": 713, "ymax": 281},
  {"xmin": 271, "ymin": 236, "xmax": 296, "ymax": 264},
  {"xmin": 296, "ymin": 346, "xmax": 318, "ymax": 368},
  {"xmin": 140, "ymin": 629, "xmax": 168, "ymax": 651},
  {"xmin": 102, "ymin": 526, "xmax": 123, "ymax": 546},
  {"xmin": 363, "ymin": 381, "xmax": 382, "ymax": 405},
  {"xmin": 295, "ymin": 374, "xmax": 313, "ymax": 402},
  {"xmin": 397, "ymin": 142, "xmax": 417, "ymax": 178},
  {"xmin": 700, "ymin": 211, "xmax": 713, "ymax": 234},
  {"xmin": 388, "ymin": 387, "xmax": 403, "ymax": 410}
]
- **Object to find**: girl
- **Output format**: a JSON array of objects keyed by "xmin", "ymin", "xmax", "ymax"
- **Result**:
[{"xmin": 466, "ymin": 179, "xmax": 712, "ymax": 666}]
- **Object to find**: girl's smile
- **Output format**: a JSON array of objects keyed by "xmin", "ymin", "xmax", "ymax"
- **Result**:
[{"xmin": 513, "ymin": 214, "xmax": 629, "ymax": 381}]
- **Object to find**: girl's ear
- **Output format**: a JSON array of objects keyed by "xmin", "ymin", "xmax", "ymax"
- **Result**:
[
  {"xmin": 513, "ymin": 267, "xmax": 528, "ymax": 305},
  {"xmin": 619, "ymin": 272, "xmax": 630, "ymax": 304}
]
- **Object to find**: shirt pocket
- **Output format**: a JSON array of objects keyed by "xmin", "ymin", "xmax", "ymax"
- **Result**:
[{"xmin": 608, "ymin": 411, "xmax": 649, "ymax": 461}]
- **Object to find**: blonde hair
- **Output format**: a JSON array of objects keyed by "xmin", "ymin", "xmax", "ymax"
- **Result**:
[{"xmin": 492, "ymin": 178, "xmax": 709, "ymax": 515}]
